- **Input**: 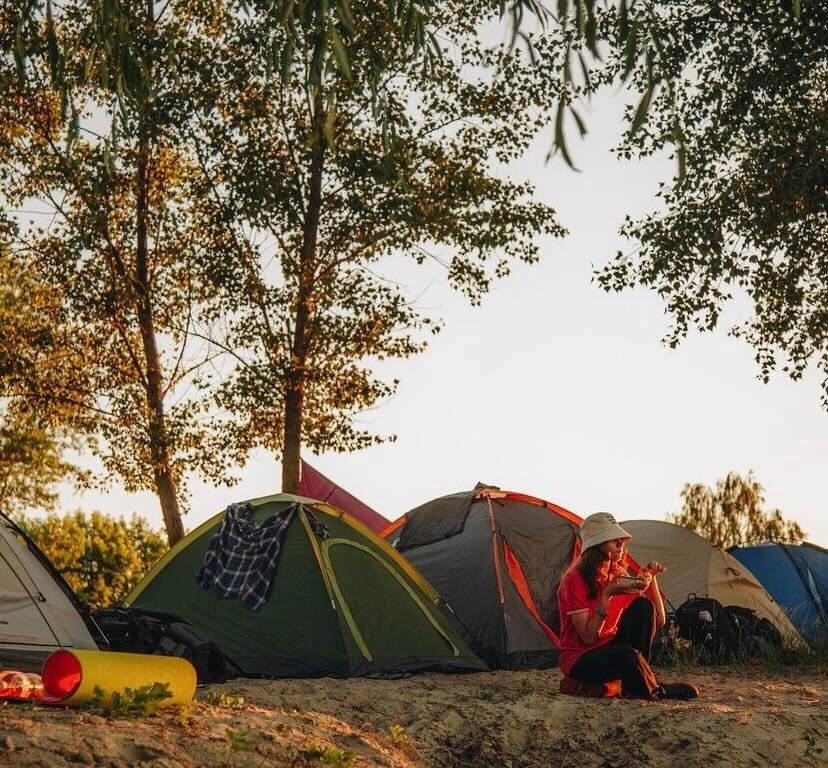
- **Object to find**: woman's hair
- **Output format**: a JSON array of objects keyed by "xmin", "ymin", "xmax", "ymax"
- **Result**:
[
  {"xmin": 577, "ymin": 546, "xmax": 607, "ymax": 599},
  {"xmin": 577, "ymin": 543, "xmax": 628, "ymax": 598}
]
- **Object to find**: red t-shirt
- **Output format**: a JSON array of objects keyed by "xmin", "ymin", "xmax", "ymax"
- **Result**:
[{"xmin": 556, "ymin": 564, "xmax": 638, "ymax": 675}]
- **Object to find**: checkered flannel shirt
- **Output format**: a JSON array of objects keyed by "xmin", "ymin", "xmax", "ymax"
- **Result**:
[{"xmin": 197, "ymin": 501, "xmax": 298, "ymax": 611}]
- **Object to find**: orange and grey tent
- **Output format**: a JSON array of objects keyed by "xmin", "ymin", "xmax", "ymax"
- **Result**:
[
  {"xmin": 127, "ymin": 493, "xmax": 487, "ymax": 678},
  {"xmin": 382, "ymin": 484, "xmax": 582, "ymax": 670}
]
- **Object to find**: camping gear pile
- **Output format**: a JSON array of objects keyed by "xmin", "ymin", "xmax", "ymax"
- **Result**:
[
  {"xmin": 621, "ymin": 520, "xmax": 807, "ymax": 660},
  {"xmin": 0, "ymin": 512, "xmax": 196, "ymax": 706}
]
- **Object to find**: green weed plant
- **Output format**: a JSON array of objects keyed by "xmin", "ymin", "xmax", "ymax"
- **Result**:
[
  {"xmin": 205, "ymin": 691, "xmax": 246, "ymax": 709},
  {"xmin": 389, "ymin": 724, "xmax": 407, "ymax": 745},
  {"xmin": 82, "ymin": 682, "xmax": 173, "ymax": 717}
]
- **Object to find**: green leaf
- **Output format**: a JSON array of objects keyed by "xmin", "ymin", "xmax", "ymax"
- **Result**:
[
  {"xmin": 309, "ymin": 38, "xmax": 326, "ymax": 87},
  {"xmin": 84, "ymin": 43, "xmax": 98, "ymax": 82},
  {"xmin": 14, "ymin": 19, "xmax": 27, "ymax": 85},
  {"xmin": 562, "ymin": 42, "xmax": 572, "ymax": 84},
  {"xmin": 570, "ymin": 106, "xmax": 587, "ymax": 137},
  {"xmin": 618, "ymin": 0, "xmax": 629, "ymax": 41},
  {"xmin": 630, "ymin": 82, "xmax": 654, "ymax": 136},
  {"xmin": 323, "ymin": 93, "xmax": 337, "ymax": 147},
  {"xmin": 577, "ymin": 50, "xmax": 592, "ymax": 90},
  {"xmin": 336, "ymin": 0, "xmax": 355, "ymax": 34},
  {"xmin": 46, "ymin": 1, "xmax": 60, "ymax": 83},
  {"xmin": 621, "ymin": 19, "xmax": 638, "ymax": 80},
  {"xmin": 329, "ymin": 27, "xmax": 352, "ymax": 81},
  {"xmin": 553, "ymin": 100, "xmax": 579, "ymax": 170},
  {"xmin": 584, "ymin": 4, "xmax": 598, "ymax": 55}
]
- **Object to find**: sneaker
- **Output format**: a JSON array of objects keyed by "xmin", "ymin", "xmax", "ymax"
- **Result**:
[{"xmin": 658, "ymin": 682, "xmax": 698, "ymax": 700}]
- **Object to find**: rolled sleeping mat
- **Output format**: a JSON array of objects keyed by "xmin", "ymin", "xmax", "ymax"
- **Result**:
[{"xmin": 41, "ymin": 649, "xmax": 197, "ymax": 706}]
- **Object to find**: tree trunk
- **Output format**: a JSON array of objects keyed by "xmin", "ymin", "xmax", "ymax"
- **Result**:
[
  {"xmin": 135, "ymin": 0, "xmax": 184, "ymax": 545},
  {"xmin": 282, "ymin": 91, "xmax": 326, "ymax": 495}
]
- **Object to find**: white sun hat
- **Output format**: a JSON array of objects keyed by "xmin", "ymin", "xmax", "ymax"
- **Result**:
[{"xmin": 579, "ymin": 512, "xmax": 632, "ymax": 551}]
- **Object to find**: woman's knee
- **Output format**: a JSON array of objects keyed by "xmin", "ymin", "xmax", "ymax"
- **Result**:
[{"xmin": 612, "ymin": 643, "xmax": 641, "ymax": 666}]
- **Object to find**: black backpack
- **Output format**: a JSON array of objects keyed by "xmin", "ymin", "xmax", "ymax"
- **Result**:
[
  {"xmin": 724, "ymin": 605, "xmax": 784, "ymax": 653},
  {"xmin": 92, "ymin": 606, "xmax": 238, "ymax": 684},
  {"xmin": 674, "ymin": 594, "xmax": 740, "ymax": 661}
]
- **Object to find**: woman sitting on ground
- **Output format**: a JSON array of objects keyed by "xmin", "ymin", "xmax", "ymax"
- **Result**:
[{"xmin": 557, "ymin": 512, "xmax": 698, "ymax": 700}]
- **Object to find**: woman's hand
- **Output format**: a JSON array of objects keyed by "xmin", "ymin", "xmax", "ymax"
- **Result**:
[{"xmin": 636, "ymin": 570, "xmax": 654, "ymax": 590}]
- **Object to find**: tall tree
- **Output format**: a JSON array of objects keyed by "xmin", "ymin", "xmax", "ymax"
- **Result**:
[
  {"xmin": 2, "ymin": 1, "xmax": 534, "ymax": 529},
  {"xmin": 0, "ymin": 2, "xmax": 244, "ymax": 543},
  {"xmin": 546, "ymin": 1, "xmax": 827, "ymax": 407},
  {"xmin": 669, "ymin": 471, "xmax": 806, "ymax": 548},
  {"xmin": 192, "ymin": 1, "xmax": 568, "ymax": 492}
]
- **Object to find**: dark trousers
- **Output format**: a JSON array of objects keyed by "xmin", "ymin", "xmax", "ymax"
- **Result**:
[{"xmin": 569, "ymin": 597, "xmax": 661, "ymax": 699}]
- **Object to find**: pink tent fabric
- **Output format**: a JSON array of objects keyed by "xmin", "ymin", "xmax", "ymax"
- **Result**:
[{"xmin": 299, "ymin": 460, "xmax": 390, "ymax": 533}]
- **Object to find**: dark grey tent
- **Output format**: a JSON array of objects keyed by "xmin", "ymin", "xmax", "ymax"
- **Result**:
[
  {"xmin": 382, "ymin": 484, "xmax": 583, "ymax": 670},
  {"xmin": 0, "ymin": 512, "xmax": 99, "ymax": 671}
]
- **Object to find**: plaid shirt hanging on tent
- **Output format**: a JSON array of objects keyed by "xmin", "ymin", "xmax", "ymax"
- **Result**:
[
  {"xmin": 197, "ymin": 502, "xmax": 298, "ymax": 611},
  {"xmin": 303, "ymin": 507, "xmax": 330, "ymax": 540}
]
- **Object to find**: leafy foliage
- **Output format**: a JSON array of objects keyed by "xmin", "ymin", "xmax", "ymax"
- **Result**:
[
  {"xmin": 204, "ymin": 692, "xmax": 246, "ymax": 709},
  {"xmin": 194, "ymin": 0, "xmax": 567, "ymax": 490},
  {"xmin": 1, "ymin": 1, "xmax": 568, "ymax": 511},
  {"xmin": 0, "ymin": 417, "xmax": 75, "ymax": 516},
  {"xmin": 0, "ymin": 1, "xmax": 259, "ymax": 542},
  {"xmin": 548, "ymin": 1, "xmax": 828, "ymax": 406},
  {"xmin": 300, "ymin": 745, "xmax": 356, "ymax": 767},
  {"xmin": 669, "ymin": 470, "xmax": 806, "ymax": 548},
  {"xmin": 21, "ymin": 510, "xmax": 166, "ymax": 610},
  {"xmin": 0, "ymin": 257, "xmax": 92, "ymax": 515}
]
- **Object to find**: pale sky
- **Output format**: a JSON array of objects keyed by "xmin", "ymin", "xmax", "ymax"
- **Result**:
[{"xmin": 60, "ymin": 92, "xmax": 828, "ymax": 548}]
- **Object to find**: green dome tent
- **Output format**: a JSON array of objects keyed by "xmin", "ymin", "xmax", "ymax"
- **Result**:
[{"xmin": 126, "ymin": 494, "xmax": 486, "ymax": 678}]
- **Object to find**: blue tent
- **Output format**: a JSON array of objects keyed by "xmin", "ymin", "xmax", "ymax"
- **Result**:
[{"xmin": 729, "ymin": 542, "xmax": 828, "ymax": 643}]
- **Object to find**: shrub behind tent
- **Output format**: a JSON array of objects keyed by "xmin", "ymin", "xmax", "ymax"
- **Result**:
[
  {"xmin": 382, "ymin": 484, "xmax": 582, "ymax": 670},
  {"xmin": 621, "ymin": 519, "xmax": 803, "ymax": 646},
  {"xmin": 126, "ymin": 494, "xmax": 486, "ymax": 678},
  {"xmin": 729, "ymin": 542, "xmax": 828, "ymax": 643},
  {"xmin": 0, "ymin": 512, "xmax": 99, "ymax": 671}
]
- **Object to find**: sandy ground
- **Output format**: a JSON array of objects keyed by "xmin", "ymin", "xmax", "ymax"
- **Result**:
[{"xmin": 0, "ymin": 665, "xmax": 825, "ymax": 768}]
